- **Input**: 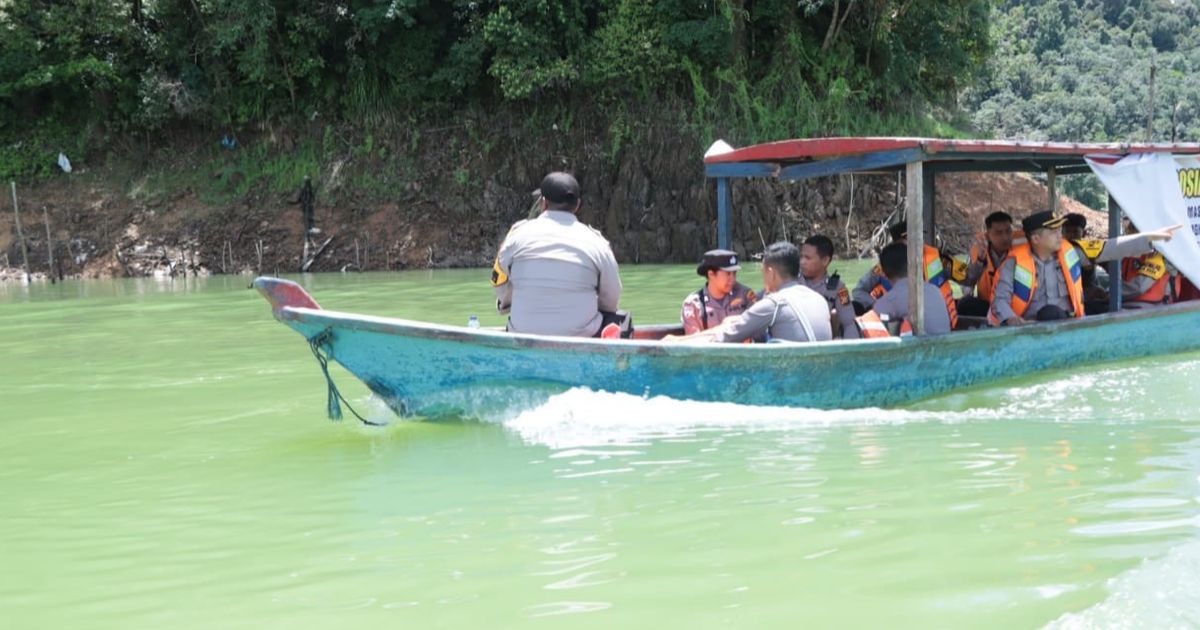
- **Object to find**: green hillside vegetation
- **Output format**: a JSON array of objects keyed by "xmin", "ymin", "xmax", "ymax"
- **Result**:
[
  {"xmin": 1, "ymin": 0, "xmax": 989, "ymax": 183},
  {"xmin": 965, "ymin": 0, "xmax": 1200, "ymax": 206}
]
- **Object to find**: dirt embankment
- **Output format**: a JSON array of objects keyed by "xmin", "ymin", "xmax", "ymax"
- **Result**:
[{"xmin": 0, "ymin": 125, "xmax": 1097, "ymax": 282}]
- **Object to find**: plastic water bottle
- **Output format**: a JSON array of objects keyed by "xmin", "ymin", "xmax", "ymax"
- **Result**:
[{"xmin": 467, "ymin": 315, "xmax": 480, "ymax": 329}]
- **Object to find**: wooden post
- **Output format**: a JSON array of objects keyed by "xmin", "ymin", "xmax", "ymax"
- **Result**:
[
  {"xmin": 42, "ymin": 206, "xmax": 55, "ymax": 283},
  {"xmin": 717, "ymin": 177, "xmax": 732, "ymax": 250},
  {"xmin": 923, "ymin": 168, "xmax": 935, "ymax": 245},
  {"xmin": 1047, "ymin": 166, "xmax": 1057, "ymax": 213},
  {"xmin": 1108, "ymin": 194, "xmax": 1123, "ymax": 312},
  {"xmin": 906, "ymin": 161, "xmax": 927, "ymax": 336},
  {"xmin": 10, "ymin": 182, "xmax": 30, "ymax": 282}
]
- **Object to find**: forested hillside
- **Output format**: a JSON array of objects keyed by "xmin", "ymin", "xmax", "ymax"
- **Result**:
[
  {"xmin": 1, "ymin": 0, "xmax": 990, "ymax": 178},
  {"xmin": 1, "ymin": 1, "xmax": 1195, "ymax": 277},
  {"xmin": 965, "ymin": 0, "xmax": 1200, "ymax": 206}
]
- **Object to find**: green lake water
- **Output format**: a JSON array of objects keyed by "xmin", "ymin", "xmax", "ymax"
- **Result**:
[{"xmin": 3, "ymin": 265, "xmax": 1200, "ymax": 629}]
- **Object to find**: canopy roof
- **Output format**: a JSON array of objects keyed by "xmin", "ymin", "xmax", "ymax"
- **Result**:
[{"xmin": 703, "ymin": 137, "xmax": 1200, "ymax": 180}]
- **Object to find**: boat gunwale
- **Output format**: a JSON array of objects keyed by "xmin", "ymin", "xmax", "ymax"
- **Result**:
[{"xmin": 273, "ymin": 298, "xmax": 1200, "ymax": 358}]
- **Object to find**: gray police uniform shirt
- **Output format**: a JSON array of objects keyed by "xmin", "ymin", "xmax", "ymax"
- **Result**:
[
  {"xmin": 494, "ymin": 210, "xmax": 622, "ymax": 337},
  {"xmin": 800, "ymin": 273, "xmax": 860, "ymax": 339},
  {"xmin": 990, "ymin": 234, "xmax": 1154, "ymax": 323},
  {"xmin": 872, "ymin": 280, "xmax": 953, "ymax": 335},
  {"xmin": 716, "ymin": 280, "xmax": 833, "ymax": 343},
  {"xmin": 680, "ymin": 282, "xmax": 756, "ymax": 334},
  {"xmin": 851, "ymin": 265, "xmax": 887, "ymax": 307}
]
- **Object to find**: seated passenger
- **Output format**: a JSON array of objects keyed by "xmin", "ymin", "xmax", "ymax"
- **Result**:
[
  {"xmin": 988, "ymin": 211, "xmax": 1179, "ymax": 325},
  {"xmin": 958, "ymin": 211, "xmax": 1022, "ymax": 317},
  {"xmin": 799, "ymin": 235, "xmax": 859, "ymax": 339},
  {"xmin": 492, "ymin": 172, "xmax": 622, "ymax": 337},
  {"xmin": 1120, "ymin": 222, "xmax": 1173, "ymax": 308},
  {"xmin": 852, "ymin": 221, "xmax": 958, "ymax": 328},
  {"xmin": 858, "ymin": 243, "xmax": 953, "ymax": 336},
  {"xmin": 679, "ymin": 242, "xmax": 831, "ymax": 343},
  {"xmin": 680, "ymin": 249, "xmax": 757, "ymax": 334},
  {"xmin": 1061, "ymin": 212, "xmax": 1110, "ymax": 313}
]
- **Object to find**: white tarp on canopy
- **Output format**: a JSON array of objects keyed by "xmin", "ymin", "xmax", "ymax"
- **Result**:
[{"xmin": 1085, "ymin": 152, "xmax": 1200, "ymax": 287}]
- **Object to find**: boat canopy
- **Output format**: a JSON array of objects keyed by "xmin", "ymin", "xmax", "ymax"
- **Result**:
[{"xmin": 704, "ymin": 137, "xmax": 1200, "ymax": 334}]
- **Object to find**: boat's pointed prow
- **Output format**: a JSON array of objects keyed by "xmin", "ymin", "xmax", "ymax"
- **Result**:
[{"xmin": 253, "ymin": 277, "xmax": 322, "ymax": 315}]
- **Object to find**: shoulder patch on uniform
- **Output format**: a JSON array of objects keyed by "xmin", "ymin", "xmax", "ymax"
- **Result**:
[
  {"xmin": 490, "ymin": 258, "xmax": 508, "ymax": 286},
  {"xmin": 1138, "ymin": 254, "xmax": 1167, "ymax": 280},
  {"xmin": 837, "ymin": 286, "xmax": 850, "ymax": 306},
  {"xmin": 950, "ymin": 258, "xmax": 969, "ymax": 283},
  {"xmin": 1075, "ymin": 239, "xmax": 1105, "ymax": 259}
]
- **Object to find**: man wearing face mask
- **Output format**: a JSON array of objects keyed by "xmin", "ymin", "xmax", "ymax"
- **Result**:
[{"xmin": 680, "ymin": 249, "xmax": 758, "ymax": 335}]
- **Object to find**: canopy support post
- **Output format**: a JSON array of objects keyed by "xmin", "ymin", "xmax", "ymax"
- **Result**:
[
  {"xmin": 906, "ymin": 161, "xmax": 927, "ymax": 336},
  {"xmin": 1108, "ymin": 194, "xmax": 1123, "ymax": 312},
  {"xmin": 717, "ymin": 178, "xmax": 732, "ymax": 250},
  {"xmin": 924, "ymin": 168, "xmax": 936, "ymax": 245},
  {"xmin": 1047, "ymin": 166, "xmax": 1057, "ymax": 212}
]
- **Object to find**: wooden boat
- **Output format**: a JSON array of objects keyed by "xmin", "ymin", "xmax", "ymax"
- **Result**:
[{"xmin": 256, "ymin": 138, "xmax": 1200, "ymax": 420}]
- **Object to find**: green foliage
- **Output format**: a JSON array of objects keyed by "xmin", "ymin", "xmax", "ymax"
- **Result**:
[
  {"xmin": 962, "ymin": 0, "xmax": 1200, "ymax": 207},
  {"xmin": 0, "ymin": 0, "xmax": 994, "ymax": 182},
  {"xmin": 966, "ymin": 0, "xmax": 1200, "ymax": 144}
]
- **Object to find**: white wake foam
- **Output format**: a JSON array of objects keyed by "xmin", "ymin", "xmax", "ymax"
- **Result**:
[
  {"xmin": 490, "ymin": 358, "xmax": 1200, "ymax": 448},
  {"xmin": 1044, "ymin": 539, "xmax": 1200, "ymax": 629}
]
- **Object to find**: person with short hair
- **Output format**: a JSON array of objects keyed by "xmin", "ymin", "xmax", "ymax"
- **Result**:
[
  {"xmin": 958, "ymin": 211, "xmax": 1022, "ymax": 317},
  {"xmin": 799, "ymin": 235, "xmax": 859, "ymax": 339},
  {"xmin": 850, "ymin": 222, "xmax": 906, "ymax": 312},
  {"xmin": 1061, "ymin": 213, "xmax": 1088, "ymax": 241},
  {"xmin": 1120, "ymin": 221, "xmax": 1174, "ymax": 308},
  {"xmin": 989, "ymin": 211, "xmax": 1179, "ymax": 325},
  {"xmin": 851, "ymin": 221, "xmax": 957, "ymax": 328},
  {"xmin": 858, "ymin": 243, "xmax": 953, "ymax": 336},
  {"xmin": 492, "ymin": 172, "xmax": 622, "ymax": 337},
  {"xmin": 667, "ymin": 242, "xmax": 832, "ymax": 343},
  {"xmin": 680, "ymin": 249, "xmax": 758, "ymax": 334}
]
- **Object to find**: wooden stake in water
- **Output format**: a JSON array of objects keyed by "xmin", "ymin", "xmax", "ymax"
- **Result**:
[
  {"xmin": 42, "ymin": 206, "xmax": 56, "ymax": 283},
  {"xmin": 10, "ymin": 182, "xmax": 30, "ymax": 282}
]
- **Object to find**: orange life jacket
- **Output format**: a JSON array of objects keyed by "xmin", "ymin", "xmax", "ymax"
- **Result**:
[
  {"xmin": 870, "ymin": 246, "xmax": 958, "ymax": 328},
  {"xmin": 988, "ymin": 241, "xmax": 1084, "ymax": 325},
  {"xmin": 856, "ymin": 310, "xmax": 912, "ymax": 338},
  {"xmin": 969, "ymin": 230, "xmax": 1026, "ymax": 303},
  {"xmin": 1121, "ymin": 253, "xmax": 1171, "ymax": 304}
]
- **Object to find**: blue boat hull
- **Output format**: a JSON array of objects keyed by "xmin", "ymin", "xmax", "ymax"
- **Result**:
[{"xmin": 255, "ymin": 277, "xmax": 1200, "ymax": 418}]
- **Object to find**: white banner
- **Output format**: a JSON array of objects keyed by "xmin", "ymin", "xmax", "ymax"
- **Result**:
[{"xmin": 1085, "ymin": 152, "xmax": 1200, "ymax": 287}]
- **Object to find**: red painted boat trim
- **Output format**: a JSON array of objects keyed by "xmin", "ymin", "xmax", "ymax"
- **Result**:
[{"xmin": 704, "ymin": 137, "xmax": 1200, "ymax": 164}]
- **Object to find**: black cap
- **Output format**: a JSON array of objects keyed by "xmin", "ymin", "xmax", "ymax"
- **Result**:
[
  {"xmin": 533, "ymin": 172, "xmax": 580, "ymax": 207},
  {"xmin": 1021, "ymin": 210, "xmax": 1067, "ymax": 234},
  {"xmin": 696, "ymin": 249, "xmax": 742, "ymax": 276},
  {"xmin": 1063, "ymin": 213, "xmax": 1087, "ymax": 230},
  {"xmin": 889, "ymin": 221, "xmax": 907, "ymax": 242}
]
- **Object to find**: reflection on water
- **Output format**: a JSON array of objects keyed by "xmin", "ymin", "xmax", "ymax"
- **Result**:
[{"xmin": 2, "ymin": 271, "xmax": 1200, "ymax": 629}]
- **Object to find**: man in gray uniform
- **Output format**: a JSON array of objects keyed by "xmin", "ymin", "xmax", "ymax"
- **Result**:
[
  {"xmin": 680, "ymin": 249, "xmax": 757, "ymax": 334},
  {"xmin": 851, "ymin": 221, "xmax": 907, "ymax": 314},
  {"xmin": 712, "ymin": 242, "xmax": 833, "ymax": 343},
  {"xmin": 492, "ymin": 172, "xmax": 622, "ymax": 337},
  {"xmin": 869, "ymin": 243, "xmax": 953, "ymax": 335},
  {"xmin": 799, "ymin": 234, "xmax": 860, "ymax": 339},
  {"xmin": 990, "ymin": 210, "xmax": 1179, "ymax": 325}
]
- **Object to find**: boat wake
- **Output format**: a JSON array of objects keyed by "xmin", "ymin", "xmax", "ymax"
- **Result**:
[
  {"xmin": 487, "ymin": 357, "xmax": 1200, "ymax": 449},
  {"xmin": 1043, "ymin": 538, "xmax": 1200, "ymax": 629},
  {"xmin": 351, "ymin": 356, "xmax": 1200, "ymax": 449}
]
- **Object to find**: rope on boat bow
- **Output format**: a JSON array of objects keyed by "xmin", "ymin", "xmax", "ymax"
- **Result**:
[{"xmin": 308, "ymin": 329, "xmax": 386, "ymax": 426}]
